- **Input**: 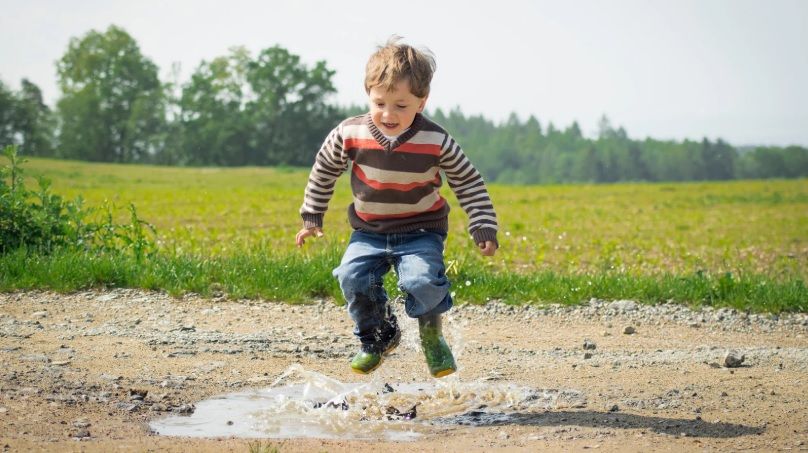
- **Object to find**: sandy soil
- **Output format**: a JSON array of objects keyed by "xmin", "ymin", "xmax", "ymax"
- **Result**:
[{"xmin": 1, "ymin": 289, "xmax": 807, "ymax": 452}]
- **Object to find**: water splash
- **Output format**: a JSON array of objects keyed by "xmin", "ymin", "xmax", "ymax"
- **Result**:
[{"xmin": 150, "ymin": 364, "xmax": 586, "ymax": 440}]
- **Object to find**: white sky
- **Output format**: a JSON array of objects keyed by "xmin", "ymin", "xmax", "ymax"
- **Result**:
[{"xmin": 1, "ymin": 0, "xmax": 807, "ymax": 146}]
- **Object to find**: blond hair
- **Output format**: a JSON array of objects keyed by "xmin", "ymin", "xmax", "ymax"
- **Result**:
[{"xmin": 364, "ymin": 36, "xmax": 436, "ymax": 98}]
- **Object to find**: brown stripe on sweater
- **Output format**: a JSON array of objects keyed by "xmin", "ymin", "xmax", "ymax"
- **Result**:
[
  {"xmin": 348, "ymin": 148, "xmax": 440, "ymax": 173},
  {"xmin": 350, "ymin": 174, "xmax": 441, "ymax": 204}
]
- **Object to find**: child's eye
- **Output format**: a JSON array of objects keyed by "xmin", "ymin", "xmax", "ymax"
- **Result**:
[
  {"xmin": 396, "ymin": 105, "xmax": 407, "ymax": 109},
  {"xmin": 376, "ymin": 103, "xmax": 385, "ymax": 108}
]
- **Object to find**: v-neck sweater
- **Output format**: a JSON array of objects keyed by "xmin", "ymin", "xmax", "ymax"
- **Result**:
[{"xmin": 300, "ymin": 113, "xmax": 498, "ymax": 245}]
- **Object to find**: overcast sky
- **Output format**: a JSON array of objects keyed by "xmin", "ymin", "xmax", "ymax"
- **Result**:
[{"xmin": 1, "ymin": 0, "xmax": 807, "ymax": 146}]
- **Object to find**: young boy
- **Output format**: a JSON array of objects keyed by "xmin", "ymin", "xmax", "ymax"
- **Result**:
[{"xmin": 296, "ymin": 37, "xmax": 498, "ymax": 378}]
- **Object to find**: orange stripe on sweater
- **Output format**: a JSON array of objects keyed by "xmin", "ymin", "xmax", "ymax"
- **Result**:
[
  {"xmin": 393, "ymin": 142, "xmax": 441, "ymax": 156},
  {"xmin": 343, "ymin": 138, "xmax": 383, "ymax": 150}
]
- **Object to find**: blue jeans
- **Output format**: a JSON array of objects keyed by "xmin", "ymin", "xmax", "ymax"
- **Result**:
[{"xmin": 333, "ymin": 230, "xmax": 453, "ymax": 346}]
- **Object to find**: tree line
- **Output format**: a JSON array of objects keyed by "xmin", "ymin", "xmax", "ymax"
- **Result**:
[
  {"xmin": 432, "ymin": 110, "xmax": 808, "ymax": 184},
  {"xmin": 1, "ymin": 25, "xmax": 806, "ymax": 183}
]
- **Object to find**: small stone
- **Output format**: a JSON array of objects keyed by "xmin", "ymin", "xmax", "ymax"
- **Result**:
[
  {"xmin": 72, "ymin": 418, "xmax": 91, "ymax": 428},
  {"xmin": 611, "ymin": 300, "xmax": 637, "ymax": 313},
  {"xmin": 129, "ymin": 389, "xmax": 148, "ymax": 401},
  {"xmin": 608, "ymin": 404, "xmax": 619, "ymax": 412},
  {"xmin": 723, "ymin": 351, "xmax": 745, "ymax": 368},
  {"xmin": 31, "ymin": 311, "xmax": 48, "ymax": 319},
  {"xmin": 623, "ymin": 326, "xmax": 636, "ymax": 335},
  {"xmin": 71, "ymin": 429, "xmax": 90, "ymax": 439},
  {"xmin": 583, "ymin": 352, "xmax": 593, "ymax": 360},
  {"xmin": 174, "ymin": 404, "xmax": 195, "ymax": 415},
  {"xmin": 117, "ymin": 402, "xmax": 140, "ymax": 412},
  {"xmin": 583, "ymin": 339, "xmax": 597, "ymax": 350},
  {"xmin": 720, "ymin": 391, "xmax": 728, "ymax": 397}
]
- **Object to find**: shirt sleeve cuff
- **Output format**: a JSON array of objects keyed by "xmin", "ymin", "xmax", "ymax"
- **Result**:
[
  {"xmin": 302, "ymin": 213, "xmax": 323, "ymax": 229},
  {"xmin": 471, "ymin": 227, "xmax": 498, "ymax": 247}
]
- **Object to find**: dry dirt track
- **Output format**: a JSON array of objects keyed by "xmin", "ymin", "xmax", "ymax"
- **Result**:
[{"xmin": 1, "ymin": 289, "xmax": 807, "ymax": 452}]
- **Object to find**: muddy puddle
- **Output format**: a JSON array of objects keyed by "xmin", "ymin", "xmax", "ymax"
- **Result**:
[{"xmin": 150, "ymin": 364, "xmax": 587, "ymax": 441}]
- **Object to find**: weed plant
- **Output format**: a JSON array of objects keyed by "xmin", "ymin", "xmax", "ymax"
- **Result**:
[{"xmin": 0, "ymin": 145, "xmax": 156, "ymax": 260}]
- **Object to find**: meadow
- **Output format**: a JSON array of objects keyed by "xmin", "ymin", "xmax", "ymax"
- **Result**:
[{"xmin": 4, "ymin": 157, "xmax": 807, "ymax": 312}]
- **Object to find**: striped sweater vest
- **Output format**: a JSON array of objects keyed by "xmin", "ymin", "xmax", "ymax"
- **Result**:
[{"xmin": 300, "ymin": 113, "xmax": 498, "ymax": 245}]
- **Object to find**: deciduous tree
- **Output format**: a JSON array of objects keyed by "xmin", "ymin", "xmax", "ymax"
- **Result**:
[{"xmin": 56, "ymin": 25, "xmax": 165, "ymax": 162}]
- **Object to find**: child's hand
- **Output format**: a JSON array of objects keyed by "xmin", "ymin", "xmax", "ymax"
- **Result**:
[
  {"xmin": 478, "ymin": 240, "xmax": 497, "ymax": 256},
  {"xmin": 295, "ymin": 227, "xmax": 324, "ymax": 247}
]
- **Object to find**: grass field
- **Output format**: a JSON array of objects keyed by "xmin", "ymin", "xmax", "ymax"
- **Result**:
[{"xmin": 5, "ymin": 157, "xmax": 807, "ymax": 311}]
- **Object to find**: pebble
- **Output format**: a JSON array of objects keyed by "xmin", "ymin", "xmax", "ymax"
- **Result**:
[
  {"xmin": 583, "ymin": 339, "xmax": 597, "ymax": 350},
  {"xmin": 72, "ymin": 429, "xmax": 91, "ymax": 439},
  {"xmin": 174, "ymin": 404, "xmax": 195, "ymax": 415},
  {"xmin": 623, "ymin": 326, "xmax": 636, "ymax": 335},
  {"xmin": 72, "ymin": 418, "xmax": 91, "ymax": 428},
  {"xmin": 118, "ymin": 403, "xmax": 140, "ymax": 412},
  {"xmin": 723, "ymin": 351, "xmax": 745, "ymax": 368},
  {"xmin": 609, "ymin": 300, "xmax": 638, "ymax": 313}
]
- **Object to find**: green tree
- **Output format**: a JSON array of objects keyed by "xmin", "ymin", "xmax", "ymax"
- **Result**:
[
  {"xmin": 177, "ymin": 48, "xmax": 252, "ymax": 165},
  {"xmin": 245, "ymin": 45, "xmax": 339, "ymax": 166},
  {"xmin": 176, "ymin": 45, "xmax": 339, "ymax": 166},
  {"xmin": 0, "ymin": 80, "xmax": 15, "ymax": 147},
  {"xmin": 12, "ymin": 79, "xmax": 56, "ymax": 156},
  {"xmin": 56, "ymin": 25, "xmax": 166, "ymax": 162},
  {"xmin": 0, "ymin": 79, "xmax": 56, "ymax": 156}
]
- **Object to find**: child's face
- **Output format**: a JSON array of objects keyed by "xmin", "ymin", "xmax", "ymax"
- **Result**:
[{"xmin": 368, "ymin": 81, "xmax": 427, "ymax": 137}]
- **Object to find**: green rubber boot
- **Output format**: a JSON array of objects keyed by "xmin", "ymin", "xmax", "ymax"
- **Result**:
[
  {"xmin": 418, "ymin": 313, "xmax": 457, "ymax": 378},
  {"xmin": 350, "ymin": 329, "xmax": 401, "ymax": 374}
]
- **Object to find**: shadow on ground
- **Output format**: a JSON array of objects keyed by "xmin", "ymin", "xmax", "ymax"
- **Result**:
[{"xmin": 438, "ymin": 410, "xmax": 764, "ymax": 438}]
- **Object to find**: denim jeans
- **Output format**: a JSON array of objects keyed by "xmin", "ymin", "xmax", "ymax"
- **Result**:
[{"xmin": 332, "ymin": 230, "xmax": 453, "ymax": 346}]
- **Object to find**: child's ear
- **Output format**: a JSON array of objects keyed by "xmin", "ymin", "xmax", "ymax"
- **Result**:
[{"xmin": 417, "ymin": 96, "xmax": 428, "ymax": 113}]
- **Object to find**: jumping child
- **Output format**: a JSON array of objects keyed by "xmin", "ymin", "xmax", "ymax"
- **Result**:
[{"xmin": 296, "ymin": 36, "xmax": 498, "ymax": 377}]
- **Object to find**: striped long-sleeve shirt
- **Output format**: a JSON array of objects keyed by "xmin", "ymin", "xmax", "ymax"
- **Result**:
[{"xmin": 300, "ymin": 113, "xmax": 498, "ymax": 245}]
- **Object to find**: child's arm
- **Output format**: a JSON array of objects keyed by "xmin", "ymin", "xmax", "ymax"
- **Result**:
[
  {"xmin": 296, "ymin": 126, "xmax": 349, "ymax": 247},
  {"xmin": 439, "ymin": 135, "xmax": 499, "ymax": 256}
]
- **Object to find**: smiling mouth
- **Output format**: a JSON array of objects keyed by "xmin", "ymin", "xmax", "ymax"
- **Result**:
[{"xmin": 382, "ymin": 122, "xmax": 398, "ymax": 129}]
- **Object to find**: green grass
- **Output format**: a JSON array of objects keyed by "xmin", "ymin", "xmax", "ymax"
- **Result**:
[
  {"xmin": 0, "ymin": 247, "xmax": 804, "ymax": 312},
  {"xmin": 5, "ymin": 157, "xmax": 807, "ymax": 312}
]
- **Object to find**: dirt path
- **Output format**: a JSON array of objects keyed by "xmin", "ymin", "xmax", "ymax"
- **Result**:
[{"xmin": 1, "ymin": 290, "xmax": 807, "ymax": 452}]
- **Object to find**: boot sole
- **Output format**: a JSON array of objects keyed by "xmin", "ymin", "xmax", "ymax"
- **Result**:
[{"xmin": 431, "ymin": 367, "xmax": 456, "ymax": 378}]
